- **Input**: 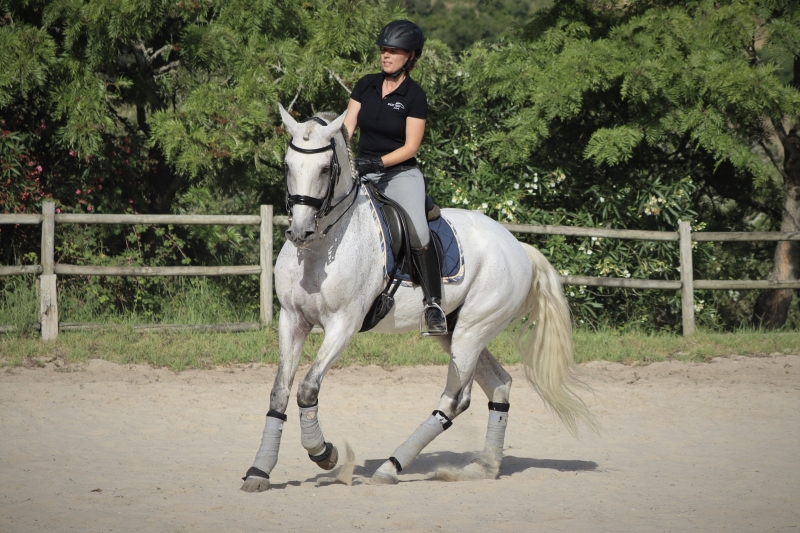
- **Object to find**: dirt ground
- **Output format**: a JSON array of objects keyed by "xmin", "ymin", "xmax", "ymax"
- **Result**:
[{"xmin": 1, "ymin": 354, "xmax": 799, "ymax": 533}]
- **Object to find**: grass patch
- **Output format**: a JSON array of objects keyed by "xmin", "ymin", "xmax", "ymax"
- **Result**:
[
  {"xmin": 1, "ymin": 326, "xmax": 798, "ymax": 371},
  {"xmin": 572, "ymin": 328, "xmax": 800, "ymax": 364},
  {"xmin": 0, "ymin": 276, "xmax": 40, "ymax": 336}
]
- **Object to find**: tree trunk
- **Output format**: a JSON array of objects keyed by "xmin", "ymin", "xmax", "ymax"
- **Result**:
[
  {"xmin": 753, "ymin": 130, "xmax": 800, "ymax": 328},
  {"xmin": 753, "ymin": 55, "xmax": 800, "ymax": 329}
]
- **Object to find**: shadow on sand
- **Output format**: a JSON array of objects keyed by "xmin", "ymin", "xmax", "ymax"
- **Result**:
[{"xmin": 298, "ymin": 450, "xmax": 598, "ymax": 487}]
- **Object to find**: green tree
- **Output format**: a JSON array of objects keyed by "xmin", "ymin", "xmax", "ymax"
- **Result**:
[
  {"xmin": 448, "ymin": 0, "xmax": 800, "ymax": 328},
  {"xmin": 390, "ymin": 0, "xmax": 552, "ymax": 53},
  {"xmin": 0, "ymin": 0, "xmax": 404, "ymax": 317}
]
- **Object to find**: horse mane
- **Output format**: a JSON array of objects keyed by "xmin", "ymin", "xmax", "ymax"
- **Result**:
[{"xmin": 314, "ymin": 111, "xmax": 356, "ymax": 181}]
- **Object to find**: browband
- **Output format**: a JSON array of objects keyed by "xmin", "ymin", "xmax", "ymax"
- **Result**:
[{"xmin": 288, "ymin": 138, "xmax": 336, "ymax": 154}]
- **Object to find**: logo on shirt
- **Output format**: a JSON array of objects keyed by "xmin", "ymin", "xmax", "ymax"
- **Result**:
[{"xmin": 387, "ymin": 102, "xmax": 405, "ymax": 111}]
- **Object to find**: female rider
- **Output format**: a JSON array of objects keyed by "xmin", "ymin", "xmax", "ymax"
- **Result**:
[{"xmin": 343, "ymin": 20, "xmax": 446, "ymax": 336}]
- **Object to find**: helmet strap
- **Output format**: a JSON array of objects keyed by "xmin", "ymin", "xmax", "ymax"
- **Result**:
[{"xmin": 383, "ymin": 53, "xmax": 415, "ymax": 80}]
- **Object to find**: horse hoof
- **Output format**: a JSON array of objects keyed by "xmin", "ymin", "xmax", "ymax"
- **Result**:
[
  {"xmin": 240, "ymin": 476, "xmax": 270, "ymax": 492},
  {"xmin": 464, "ymin": 453, "xmax": 500, "ymax": 479},
  {"xmin": 314, "ymin": 445, "xmax": 338, "ymax": 471},
  {"xmin": 370, "ymin": 461, "xmax": 399, "ymax": 485},
  {"xmin": 462, "ymin": 461, "xmax": 495, "ymax": 479}
]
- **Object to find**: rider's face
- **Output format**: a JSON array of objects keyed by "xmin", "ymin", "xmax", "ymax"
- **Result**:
[{"xmin": 380, "ymin": 47, "xmax": 412, "ymax": 75}]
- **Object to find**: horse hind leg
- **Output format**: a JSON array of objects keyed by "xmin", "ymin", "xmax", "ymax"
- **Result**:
[
  {"xmin": 371, "ymin": 329, "xmax": 484, "ymax": 485},
  {"xmin": 460, "ymin": 348, "xmax": 512, "ymax": 480},
  {"xmin": 425, "ymin": 338, "xmax": 511, "ymax": 481}
]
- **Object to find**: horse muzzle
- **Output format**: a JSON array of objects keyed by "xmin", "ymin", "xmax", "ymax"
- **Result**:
[{"xmin": 286, "ymin": 220, "xmax": 318, "ymax": 247}]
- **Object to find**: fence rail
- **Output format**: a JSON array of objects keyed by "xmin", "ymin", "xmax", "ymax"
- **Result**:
[
  {"xmin": 1, "ymin": 202, "xmax": 273, "ymax": 339},
  {"xmin": 54, "ymin": 214, "xmax": 263, "ymax": 225},
  {"xmin": 2, "ymin": 201, "xmax": 798, "ymax": 339},
  {"xmin": 1, "ymin": 265, "xmax": 43, "ymax": 276},
  {"xmin": 53, "ymin": 265, "xmax": 263, "ymax": 276}
]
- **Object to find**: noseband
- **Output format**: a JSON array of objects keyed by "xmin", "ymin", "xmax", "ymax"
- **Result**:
[{"xmin": 284, "ymin": 116, "xmax": 360, "ymax": 236}]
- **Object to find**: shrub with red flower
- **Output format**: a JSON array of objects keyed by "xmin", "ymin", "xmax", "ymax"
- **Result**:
[{"xmin": 0, "ymin": 130, "xmax": 49, "ymax": 214}]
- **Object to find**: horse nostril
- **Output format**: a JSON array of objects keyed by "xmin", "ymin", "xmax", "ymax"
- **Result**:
[{"xmin": 303, "ymin": 231, "xmax": 315, "ymax": 240}]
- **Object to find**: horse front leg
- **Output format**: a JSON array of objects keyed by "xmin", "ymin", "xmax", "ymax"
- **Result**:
[
  {"xmin": 295, "ymin": 318, "xmax": 358, "ymax": 471},
  {"xmin": 240, "ymin": 309, "xmax": 311, "ymax": 493}
]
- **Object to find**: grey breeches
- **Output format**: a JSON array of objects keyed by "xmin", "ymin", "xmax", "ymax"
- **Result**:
[{"xmin": 365, "ymin": 166, "xmax": 430, "ymax": 249}]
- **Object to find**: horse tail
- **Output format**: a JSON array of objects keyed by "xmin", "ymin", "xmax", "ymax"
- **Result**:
[{"xmin": 515, "ymin": 242, "xmax": 600, "ymax": 437}]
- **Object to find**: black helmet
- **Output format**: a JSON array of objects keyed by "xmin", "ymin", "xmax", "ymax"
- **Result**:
[{"xmin": 376, "ymin": 20, "xmax": 425, "ymax": 58}]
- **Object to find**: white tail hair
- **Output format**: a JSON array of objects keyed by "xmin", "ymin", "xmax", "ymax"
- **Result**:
[{"xmin": 515, "ymin": 243, "xmax": 600, "ymax": 437}]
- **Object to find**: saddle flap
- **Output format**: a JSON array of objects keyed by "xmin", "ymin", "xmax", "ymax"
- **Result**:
[{"xmin": 380, "ymin": 204, "xmax": 404, "ymax": 261}]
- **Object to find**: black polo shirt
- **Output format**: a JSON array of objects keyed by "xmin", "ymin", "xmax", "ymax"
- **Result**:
[{"xmin": 351, "ymin": 73, "xmax": 428, "ymax": 167}]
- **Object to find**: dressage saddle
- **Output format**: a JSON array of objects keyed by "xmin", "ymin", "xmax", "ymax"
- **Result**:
[{"xmin": 359, "ymin": 183, "xmax": 442, "ymax": 332}]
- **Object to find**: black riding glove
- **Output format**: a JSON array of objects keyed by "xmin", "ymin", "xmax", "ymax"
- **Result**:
[{"xmin": 355, "ymin": 157, "xmax": 385, "ymax": 177}]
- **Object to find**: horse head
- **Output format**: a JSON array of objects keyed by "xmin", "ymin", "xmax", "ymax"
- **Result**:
[{"xmin": 279, "ymin": 104, "xmax": 350, "ymax": 247}]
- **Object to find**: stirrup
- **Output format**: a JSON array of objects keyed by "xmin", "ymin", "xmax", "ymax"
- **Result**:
[{"xmin": 420, "ymin": 302, "xmax": 448, "ymax": 337}]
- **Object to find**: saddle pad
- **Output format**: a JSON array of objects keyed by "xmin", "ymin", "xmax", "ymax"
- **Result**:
[{"xmin": 365, "ymin": 185, "xmax": 465, "ymax": 284}]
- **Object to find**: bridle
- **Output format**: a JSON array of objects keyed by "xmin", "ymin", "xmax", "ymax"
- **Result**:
[{"xmin": 284, "ymin": 116, "xmax": 360, "ymax": 236}]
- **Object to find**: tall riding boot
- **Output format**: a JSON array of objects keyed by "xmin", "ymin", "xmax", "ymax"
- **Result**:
[{"xmin": 412, "ymin": 244, "xmax": 447, "ymax": 336}]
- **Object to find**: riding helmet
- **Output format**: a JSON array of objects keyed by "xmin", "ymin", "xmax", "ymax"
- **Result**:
[{"xmin": 376, "ymin": 20, "xmax": 425, "ymax": 58}]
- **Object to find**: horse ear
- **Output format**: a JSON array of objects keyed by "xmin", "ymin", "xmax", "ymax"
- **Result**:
[
  {"xmin": 320, "ymin": 110, "xmax": 347, "ymax": 139},
  {"xmin": 278, "ymin": 103, "xmax": 303, "ymax": 138}
]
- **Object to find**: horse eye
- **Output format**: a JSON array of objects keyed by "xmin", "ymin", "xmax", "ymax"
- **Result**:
[{"xmin": 321, "ymin": 166, "xmax": 331, "ymax": 175}]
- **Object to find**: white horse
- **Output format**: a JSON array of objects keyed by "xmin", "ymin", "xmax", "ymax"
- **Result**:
[{"xmin": 240, "ymin": 106, "xmax": 597, "ymax": 492}]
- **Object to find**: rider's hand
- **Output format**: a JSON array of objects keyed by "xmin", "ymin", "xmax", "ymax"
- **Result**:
[{"xmin": 355, "ymin": 157, "xmax": 385, "ymax": 177}]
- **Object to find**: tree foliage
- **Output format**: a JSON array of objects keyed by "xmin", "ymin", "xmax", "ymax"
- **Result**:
[
  {"xmin": 421, "ymin": 0, "xmax": 800, "ymax": 329},
  {"xmin": 389, "ymin": 0, "xmax": 552, "ymax": 53},
  {"xmin": 0, "ymin": 0, "xmax": 403, "ymax": 318},
  {"xmin": 1, "ymin": 0, "xmax": 798, "ymax": 330}
]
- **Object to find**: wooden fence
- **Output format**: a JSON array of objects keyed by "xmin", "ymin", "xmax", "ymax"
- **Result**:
[{"xmin": 2, "ymin": 201, "xmax": 799, "ymax": 339}]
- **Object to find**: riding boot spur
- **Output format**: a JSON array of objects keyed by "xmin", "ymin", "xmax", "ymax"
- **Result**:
[{"xmin": 412, "ymin": 244, "xmax": 447, "ymax": 336}]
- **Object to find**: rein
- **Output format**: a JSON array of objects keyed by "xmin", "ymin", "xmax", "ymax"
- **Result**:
[{"xmin": 285, "ymin": 116, "xmax": 360, "ymax": 236}]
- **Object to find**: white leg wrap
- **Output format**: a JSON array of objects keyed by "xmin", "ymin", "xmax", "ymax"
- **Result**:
[
  {"xmin": 485, "ymin": 410, "xmax": 509, "ymax": 462},
  {"xmin": 391, "ymin": 413, "xmax": 449, "ymax": 471},
  {"xmin": 299, "ymin": 405, "xmax": 327, "ymax": 456},
  {"xmin": 252, "ymin": 416, "xmax": 284, "ymax": 474}
]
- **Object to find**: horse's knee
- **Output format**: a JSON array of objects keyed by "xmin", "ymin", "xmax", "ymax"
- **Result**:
[
  {"xmin": 297, "ymin": 380, "xmax": 320, "ymax": 408},
  {"xmin": 269, "ymin": 362, "xmax": 296, "ymax": 412},
  {"xmin": 269, "ymin": 386, "xmax": 291, "ymax": 413}
]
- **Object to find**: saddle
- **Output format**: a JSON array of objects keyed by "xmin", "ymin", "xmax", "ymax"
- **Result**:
[
  {"xmin": 359, "ymin": 183, "xmax": 442, "ymax": 332},
  {"xmin": 376, "ymin": 190, "xmax": 441, "ymax": 270}
]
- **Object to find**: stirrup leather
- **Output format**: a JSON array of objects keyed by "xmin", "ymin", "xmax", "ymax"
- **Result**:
[{"xmin": 420, "ymin": 301, "xmax": 448, "ymax": 336}]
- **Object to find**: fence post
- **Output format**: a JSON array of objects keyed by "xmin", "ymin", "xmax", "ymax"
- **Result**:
[
  {"xmin": 260, "ymin": 205, "xmax": 274, "ymax": 327},
  {"xmin": 39, "ymin": 201, "xmax": 58, "ymax": 340},
  {"xmin": 679, "ymin": 220, "xmax": 695, "ymax": 336}
]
